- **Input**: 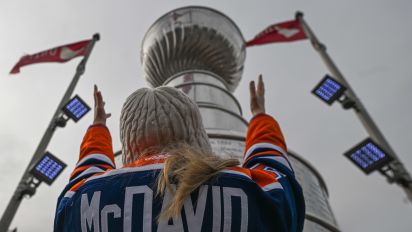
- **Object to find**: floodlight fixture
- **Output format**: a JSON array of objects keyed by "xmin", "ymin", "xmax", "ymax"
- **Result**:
[
  {"xmin": 30, "ymin": 151, "xmax": 67, "ymax": 185},
  {"xmin": 312, "ymin": 74, "xmax": 346, "ymax": 105},
  {"xmin": 62, "ymin": 95, "xmax": 91, "ymax": 122},
  {"xmin": 344, "ymin": 138, "xmax": 393, "ymax": 175}
]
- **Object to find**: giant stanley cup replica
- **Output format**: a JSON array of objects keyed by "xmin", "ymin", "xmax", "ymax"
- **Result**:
[{"xmin": 140, "ymin": 6, "xmax": 340, "ymax": 232}]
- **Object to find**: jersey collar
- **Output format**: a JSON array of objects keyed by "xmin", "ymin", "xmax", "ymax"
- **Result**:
[{"xmin": 124, "ymin": 153, "xmax": 169, "ymax": 168}]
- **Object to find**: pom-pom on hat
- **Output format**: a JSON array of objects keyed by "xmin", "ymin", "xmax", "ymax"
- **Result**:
[{"xmin": 120, "ymin": 86, "xmax": 212, "ymax": 164}]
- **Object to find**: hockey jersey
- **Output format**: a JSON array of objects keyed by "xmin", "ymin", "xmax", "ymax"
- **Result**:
[{"xmin": 54, "ymin": 114, "xmax": 305, "ymax": 231}]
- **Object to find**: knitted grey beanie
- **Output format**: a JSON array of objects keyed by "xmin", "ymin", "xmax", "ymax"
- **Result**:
[{"xmin": 120, "ymin": 86, "xmax": 212, "ymax": 164}]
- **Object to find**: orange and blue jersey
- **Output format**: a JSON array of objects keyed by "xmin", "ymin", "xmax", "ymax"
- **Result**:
[{"xmin": 54, "ymin": 114, "xmax": 305, "ymax": 231}]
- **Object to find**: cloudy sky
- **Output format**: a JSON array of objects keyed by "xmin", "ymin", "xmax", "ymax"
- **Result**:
[{"xmin": 1, "ymin": 0, "xmax": 412, "ymax": 231}]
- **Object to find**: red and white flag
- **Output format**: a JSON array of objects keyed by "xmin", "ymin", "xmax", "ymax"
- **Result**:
[
  {"xmin": 10, "ymin": 39, "xmax": 92, "ymax": 74},
  {"xmin": 246, "ymin": 19, "xmax": 307, "ymax": 47}
]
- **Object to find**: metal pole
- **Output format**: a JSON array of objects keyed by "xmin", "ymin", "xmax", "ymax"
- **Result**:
[
  {"xmin": 295, "ymin": 12, "xmax": 412, "ymax": 203},
  {"xmin": 0, "ymin": 34, "xmax": 100, "ymax": 232}
]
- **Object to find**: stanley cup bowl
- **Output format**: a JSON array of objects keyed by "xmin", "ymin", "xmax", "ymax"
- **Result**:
[{"xmin": 141, "ymin": 6, "xmax": 246, "ymax": 92}]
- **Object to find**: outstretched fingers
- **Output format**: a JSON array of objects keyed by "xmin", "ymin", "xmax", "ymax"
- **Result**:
[
  {"xmin": 93, "ymin": 85, "xmax": 111, "ymax": 125},
  {"xmin": 249, "ymin": 74, "xmax": 266, "ymax": 116}
]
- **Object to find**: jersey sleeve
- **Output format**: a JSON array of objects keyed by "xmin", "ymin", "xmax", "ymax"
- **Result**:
[
  {"xmin": 55, "ymin": 124, "xmax": 115, "ymax": 231},
  {"xmin": 243, "ymin": 114, "xmax": 305, "ymax": 231},
  {"xmin": 69, "ymin": 124, "xmax": 115, "ymax": 184},
  {"xmin": 243, "ymin": 113, "xmax": 291, "ymax": 174}
]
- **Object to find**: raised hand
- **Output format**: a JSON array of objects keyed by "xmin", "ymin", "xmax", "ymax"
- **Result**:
[
  {"xmin": 249, "ymin": 75, "xmax": 266, "ymax": 116},
  {"xmin": 93, "ymin": 85, "xmax": 111, "ymax": 125}
]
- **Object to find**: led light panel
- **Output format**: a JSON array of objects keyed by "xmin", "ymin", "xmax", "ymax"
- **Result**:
[
  {"xmin": 63, "ymin": 95, "xmax": 91, "ymax": 122},
  {"xmin": 344, "ymin": 138, "xmax": 393, "ymax": 174},
  {"xmin": 312, "ymin": 75, "xmax": 346, "ymax": 105},
  {"xmin": 30, "ymin": 152, "xmax": 66, "ymax": 185}
]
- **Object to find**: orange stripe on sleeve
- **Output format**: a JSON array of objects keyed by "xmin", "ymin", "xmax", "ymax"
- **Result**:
[
  {"xmin": 244, "ymin": 114, "xmax": 287, "ymax": 158},
  {"xmin": 78, "ymin": 125, "xmax": 114, "ymax": 164},
  {"xmin": 68, "ymin": 172, "xmax": 107, "ymax": 193},
  {"xmin": 250, "ymin": 168, "xmax": 279, "ymax": 188},
  {"xmin": 244, "ymin": 150, "xmax": 283, "ymax": 164},
  {"xmin": 70, "ymin": 163, "xmax": 113, "ymax": 179},
  {"xmin": 227, "ymin": 166, "xmax": 252, "ymax": 178}
]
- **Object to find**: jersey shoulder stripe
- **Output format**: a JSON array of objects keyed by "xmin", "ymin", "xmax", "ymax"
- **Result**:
[
  {"xmin": 85, "ymin": 163, "xmax": 164, "ymax": 183},
  {"xmin": 76, "ymin": 153, "xmax": 115, "ymax": 168},
  {"xmin": 70, "ymin": 163, "xmax": 113, "ymax": 180},
  {"xmin": 245, "ymin": 142, "xmax": 287, "ymax": 158},
  {"xmin": 69, "ymin": 166, "xmax": 105, "ymax": 184}
]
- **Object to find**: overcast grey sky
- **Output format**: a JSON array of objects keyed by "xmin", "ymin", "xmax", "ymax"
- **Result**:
[{"xmin": 1, "ymin": 0, "xmax": 411, "ymax": 231}]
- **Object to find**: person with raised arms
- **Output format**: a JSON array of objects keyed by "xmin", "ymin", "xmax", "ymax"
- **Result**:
[{"xmin": 54, "ymin": 75, "xmax": 305, "ymax": 232}]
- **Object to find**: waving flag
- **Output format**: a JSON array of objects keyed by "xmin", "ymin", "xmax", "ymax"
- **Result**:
[
  {"xmin": 246, "ymin": 19, "xmax": 307, "ymax": 47},
  {"xmin": 10, "ymin": 39, "xmax": 92, "ymax": 74}
]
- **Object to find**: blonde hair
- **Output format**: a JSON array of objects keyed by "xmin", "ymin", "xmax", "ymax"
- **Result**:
[{"xmin": 156, "ymin": 144, "xmax": 239, "ymax": 220}]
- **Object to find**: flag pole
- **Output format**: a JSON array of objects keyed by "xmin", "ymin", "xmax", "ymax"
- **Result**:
[
  {"xmin": 295, "ymin": 12, "xmax": 412, "ymax": 203},
  {"xmin": 0, "ymin": 33, "xmax": 100, "ymax": 232}
]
